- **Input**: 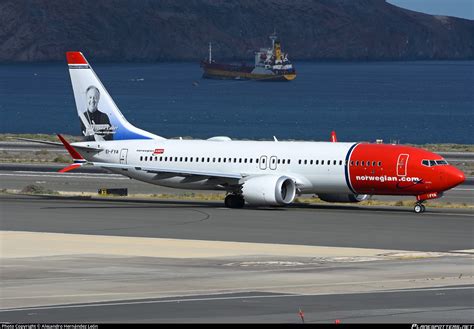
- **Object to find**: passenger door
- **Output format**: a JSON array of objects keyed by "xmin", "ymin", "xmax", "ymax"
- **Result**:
[
  {"xmin": 120, "ymin": 148, "xmax": 128, "ymax": 164},
  {"xmin": 397, "ymin": 154, "xmax": 409, "ymax": 176}
]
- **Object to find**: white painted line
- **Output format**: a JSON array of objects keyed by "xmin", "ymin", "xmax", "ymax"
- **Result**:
[
  {"xmin": 450, "ymin": 249, "xmax": 474, "ymax": 254},
  {"xmin": 1, "ymin": 285, "xmax": 472, "ymax": 313},
  {"xmin": 0, "ymin": 173, "xmax": 127, "ymax": 180},
  {"xmin": 15, "ymin": 171, "xmax": 121, "ymax": 177}
]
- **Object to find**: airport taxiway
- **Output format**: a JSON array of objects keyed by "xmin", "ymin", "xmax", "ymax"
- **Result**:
[{"xmin": 0, "ymin": 168, "xmax": 473, "ymax": 322}]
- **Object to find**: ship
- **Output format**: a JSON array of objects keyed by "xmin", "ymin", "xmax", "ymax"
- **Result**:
[{"xmin": 200, "ymin": 33, "xmax": 296, "ymax": 81}]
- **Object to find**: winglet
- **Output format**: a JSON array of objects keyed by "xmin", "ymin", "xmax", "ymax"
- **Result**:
[
  {"xmin": 330, "ymin": 131, "xmax": 337, "ymax": 143},
  {"xmin": 57, "ymin": 134, "xmax": 85, "ymax": 162},
  {"xmin": 58, "ymin": 163, "xmax": 83, "ymax": 173},
  {"xmin": 66, "ymin": 51, "xmax": 88, "ymax": 65}
]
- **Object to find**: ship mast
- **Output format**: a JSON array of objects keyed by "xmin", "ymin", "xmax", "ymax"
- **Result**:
[
  {"xmin": 208, "ymin": 42, "xmax": 212, "ymax": 64},
  {"xmin": 269, "ymin": 30, "xmax": 277, "ymax": 50}
]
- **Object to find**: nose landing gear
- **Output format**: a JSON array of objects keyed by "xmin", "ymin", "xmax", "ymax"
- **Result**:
[{"xmin": 414, "ymin": 202, "xmax": 426, "ymax": 213}]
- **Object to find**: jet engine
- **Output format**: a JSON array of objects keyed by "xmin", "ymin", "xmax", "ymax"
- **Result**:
[
  {"xmin": 242, "ymin": 175, "xmax": 296, "ymax": 206},
  {"xmin": 318, "ymin": 193, "xmax": 369, "ymax": 203}
]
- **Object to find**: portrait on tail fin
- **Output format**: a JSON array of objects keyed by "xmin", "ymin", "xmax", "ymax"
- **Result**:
[{"xmin": 79, "ymin": 85, "xmax": 116, "ymax": 141}]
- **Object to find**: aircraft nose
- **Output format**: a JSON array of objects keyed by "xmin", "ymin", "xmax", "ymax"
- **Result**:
[{"xmin": 445, "ymin": 167, "xmax": 465, "ymax": 189}]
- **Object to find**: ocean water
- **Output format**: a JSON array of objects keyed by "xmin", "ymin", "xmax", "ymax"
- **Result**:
[{"xmin": 0, "ymin": 61, "xmax": 472, "ymax": 144}]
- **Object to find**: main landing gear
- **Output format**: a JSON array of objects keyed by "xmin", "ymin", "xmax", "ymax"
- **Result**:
[
  {"xmin": 414, "ymin": 202, "xmax": 426, "ymax": 213},
  {"xmin": 224, "ymin": 194, "xmax": 245, "ymax": 209}
]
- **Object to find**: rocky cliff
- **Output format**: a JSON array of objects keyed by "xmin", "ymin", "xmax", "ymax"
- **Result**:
[{"xmin": 1, "ymin": 0, "xmax": 473, "ymax": 62}]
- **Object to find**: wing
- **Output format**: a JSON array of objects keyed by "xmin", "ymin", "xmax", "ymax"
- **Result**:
[{"xmin": 90, "ymin": 161, "xmax": 243, "ymax": 181}]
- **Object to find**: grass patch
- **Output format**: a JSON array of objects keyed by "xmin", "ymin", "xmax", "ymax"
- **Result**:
[{"xmin": 20, "ymin": 184, "xmax": 59, "ymax": 195}]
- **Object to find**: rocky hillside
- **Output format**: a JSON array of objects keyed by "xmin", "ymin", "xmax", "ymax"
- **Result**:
[{"xmin": 1, "ymin": 0, "xmax": 473, "ymax": 62}]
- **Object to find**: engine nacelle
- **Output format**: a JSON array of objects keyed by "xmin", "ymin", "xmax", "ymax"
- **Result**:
[
  {"xmin": 242, "ymin": 175, "xmax": 296, "ymax": 206},
  {"xmin": 318, "ymin": 193, "xmax": 369, "ymax": 203}
]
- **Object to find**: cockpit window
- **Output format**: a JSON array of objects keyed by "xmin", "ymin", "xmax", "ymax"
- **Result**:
[{"xmin": 422, "ymin": 159, "xmax": 449, "ymax": 167}]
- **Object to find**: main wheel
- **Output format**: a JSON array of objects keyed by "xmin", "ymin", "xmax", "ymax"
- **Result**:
[
  {"xmin": 414, "ymin": 204, "xmax": 423, "ymax": 213},
  {"xmin": 421, "ymin": 204, "xmax": 426, "ymax": 212},
  {"xmin": 225, "ymin": 194, "xmax": 245, "ymax": 208}
]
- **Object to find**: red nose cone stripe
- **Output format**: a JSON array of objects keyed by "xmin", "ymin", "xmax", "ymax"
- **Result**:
[{"xmin": 66, "ymin": 52, "xmax": 87, "ymax": 65}]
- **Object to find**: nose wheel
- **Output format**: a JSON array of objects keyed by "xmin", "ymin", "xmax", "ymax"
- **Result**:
[
  {"xmin": 224, "ymin": 194, "xmax": 245, "ymax": 208},
  {"xmin": 414, "ymin": 203, "xmax": 426, "ymax": 213}
]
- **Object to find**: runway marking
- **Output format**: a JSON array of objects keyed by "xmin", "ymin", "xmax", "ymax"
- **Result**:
[
  {"xmin": 1, "ymin": 286, "xmax": 472, "ymax": 313},
  {"xmin": 0, "ymin": 173, "xmax": 127, "ymax": 180},
  {"xmin": 450, "ymin": 249, "xmax": 474, "ymax": 254},
  {"xmin": 1, "ymin": 277, "xmax": 471, "ymax": 301},
  {"xmin": 15, "ymin": 171, "xmax": 120, "ymax": 177}
]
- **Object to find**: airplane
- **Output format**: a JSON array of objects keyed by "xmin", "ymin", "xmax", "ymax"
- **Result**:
[{"xmin": 33, "ymin": 51, "xmax": 467, "ymax": 213}]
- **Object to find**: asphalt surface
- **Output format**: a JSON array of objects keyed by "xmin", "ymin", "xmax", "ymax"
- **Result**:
[
  {"xmin": 1, "ymin": 287, "xmax": 473, "ymax": 323},
  {"xmin": 1, "ymin": 195, "xmax": 473, "ymax": 252},
  {"xmin": 1, "ymin": 194, "xmax": 473, "ymax": 323}
]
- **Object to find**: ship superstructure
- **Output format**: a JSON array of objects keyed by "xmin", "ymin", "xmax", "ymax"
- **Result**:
[{"xmin": 200, "ymin": 33, "xmax": 296, "ymax": 81}]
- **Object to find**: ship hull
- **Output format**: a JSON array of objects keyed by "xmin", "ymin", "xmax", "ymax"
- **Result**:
[{"xmin": 201, "ymin": 62, "xmax": 296, "ymax": 81}]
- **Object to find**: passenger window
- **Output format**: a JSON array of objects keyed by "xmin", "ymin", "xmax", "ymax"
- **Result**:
[
  {"xmin": 207, "ymin": 158, "xmax": 210, "ymax": 162},
  {"xmin": 378, "ymin": 161, "xmax": 381, "ymax": 166},
  {"xmin": 304, "ymin": 160, "xmax": 307, "ymax": 165},
  {"xmin": 315, "ymin": 160, "xmax": 319, "ymax": 165},
  {"xmin": 298, "ymin": 160, "xmax": 301, "ymax": 164},
  {"xmin": 250, "ymin": 159, "xmax": 253, "ymax": 164},
  {"xmin": 277, "ymin": 159, "xmax": 280, "ymax": 164},
  {"xmin": 223, "ymin": 158, "xmax": 226, "ymax": 163},
  {"xmin": 234, "ymin": 158, "xmax": 237, "ymax": 163},
  {"xmin": 213, "ymin": 157, "xmax": 216, "ymax": 162},
  {"xmin": 140, "ymin": 156, "xmax": 143, "ymax": 161},
  {"xmin": 218, "ymin": 158, "xmax": 221, "ymax": 163},
  {"xmin": 310, "ymin": 160, "xmax": 313, "ymax": 165},
  {"xmin": 159, "ymin": 157, "xmax": 162, "ymax": 162},
  {"xmin": 321, "ymin": 160, "xmax": 324, "ymax": 165},
  {"xmin": 339, "ymin": 160, "xmax": 343, "ymax": 165},
  {"xmin": 288, "ymin": 159, "xmax": 291, "ymax": 164},
  {"xmin": 355, "ymin": 161, "xmax": 359, "ymax": 166},
  {"xmin": 256, "ymin": 158, "xmax": 259, "ymax": 164},
  {"xmin": 333, "ymin": 160, "xmax": 337, "ymax": 165},
  {"xmin": 180, "ymin": 157, "xmax": 183, "ymax": 162}
]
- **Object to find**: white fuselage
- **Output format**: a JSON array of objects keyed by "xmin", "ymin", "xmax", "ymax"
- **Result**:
[{"xmin": 75, "ymin": 139, "xmax": 356, "ymax": 194}]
